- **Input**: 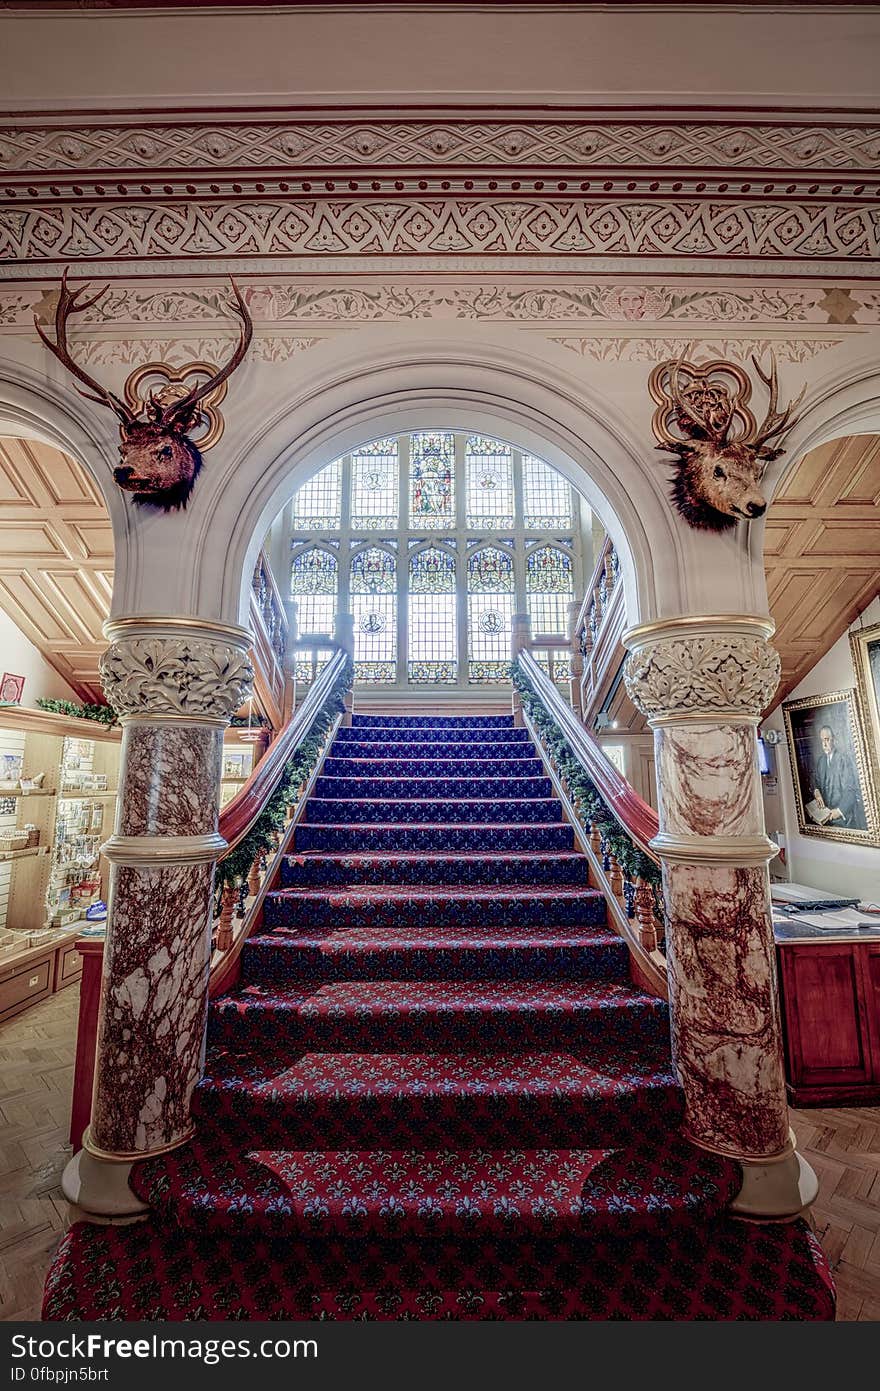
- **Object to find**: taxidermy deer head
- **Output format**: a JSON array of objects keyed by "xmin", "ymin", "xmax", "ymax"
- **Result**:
[
  {"xmin": 649, "ymin": 350, "xmax": 806, "ymax": 531},
  {"xmin": 35, "ymin": 270, "xmax": 253, "ymax": 510}
]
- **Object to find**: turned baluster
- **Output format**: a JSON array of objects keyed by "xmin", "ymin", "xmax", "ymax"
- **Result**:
[
  {"xmin": 588, "ymin": 823, "xmax": 602, "ymax": 857},
  {"xmin": 216, "ymin": 881, "xmax": 236, "ymax": 953},
  {"xmin": 634, "ymin": 877, "xmax": 659, "ymax": 953},
  {"xmin": 608, "ymin": 853, "xmax": 625, "ymax": 904},
  {"xmin": 248, "ymin": 854, "xmax": 262, "ymax": 899}
]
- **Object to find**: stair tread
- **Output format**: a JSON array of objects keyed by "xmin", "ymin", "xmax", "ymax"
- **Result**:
[
  {"xmin": 131, "ymin": 1131, "xmax": 738, "ymax": 1234},
  {"xmin": 200, "ymin": 1046, "xmax": 675, "ymax": 1095},
  {"xmin": 285, "ymin": 851, "xmax": 585, "ymax": 864},
  {"xmin": 214, "ymin": 978, "xmax": 660, "ymax": 1013},
  {"xmin": 267, "ymin": 885, "xmax": 602, "ymax": 901},
  {"xmin": 250, "ymin": 924, "xmax": 618, "ymax": 946}
]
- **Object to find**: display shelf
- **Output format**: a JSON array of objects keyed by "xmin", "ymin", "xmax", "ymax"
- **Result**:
[{"xmin": 0, "ymin": 707, "xmax": 120, "ymax": 1018}]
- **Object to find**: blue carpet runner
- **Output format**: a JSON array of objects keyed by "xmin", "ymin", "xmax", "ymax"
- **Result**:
[{"xmin": 44, "ymin": 713, "xmax": 834, "ymax": 1320}]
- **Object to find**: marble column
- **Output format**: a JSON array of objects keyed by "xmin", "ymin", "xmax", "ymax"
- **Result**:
[
  {"xmin": 62, "ymin": 617, "xmax": 253, "ymax": 1218},
  {"xmin": 623, "ymin": 615, "xmax": 818, "ymax": 1218}
]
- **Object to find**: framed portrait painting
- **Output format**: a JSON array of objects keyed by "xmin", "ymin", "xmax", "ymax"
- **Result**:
[
  {"xmin": 851, "ymin": 620, "xmax": 880, "ymax": 801},
  {"xmin": 782, "ymin": 689, "xmax": 878, "ymax": 846}
]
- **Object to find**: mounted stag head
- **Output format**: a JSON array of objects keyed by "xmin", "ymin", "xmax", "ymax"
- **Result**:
[
  {"xmin": 649, "ymin": 350, "xmax": 806, "ymax": 531},
  {"xmin": 35, "ymin": 270, "xmax": 253, "ymax": 510}
]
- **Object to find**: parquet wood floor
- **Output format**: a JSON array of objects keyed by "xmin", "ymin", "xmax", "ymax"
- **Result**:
[{"xmin": 0, "ymin": 988, "xmax": 877, "ymax": 1322}]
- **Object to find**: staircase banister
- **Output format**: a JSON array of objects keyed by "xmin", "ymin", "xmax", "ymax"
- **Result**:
[
  {"xmin": 219, "ymin": 647, "xmax": 347, "ymax": 855},
  {"xmin": 573, "ymin": 535, "xmax": 614, "ymax": 636},
  {"xmin": 518, "ymin": 648, "xmax": 659, "ymax": 861}
]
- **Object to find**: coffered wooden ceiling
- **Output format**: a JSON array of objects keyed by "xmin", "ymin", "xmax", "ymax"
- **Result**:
[
  {"xmin": 765, "ymin": 434, "xmax": 880, "ymax": 708},
  {"xmin": 0, "ymin": 438, "xmax": 113, "ymax": 704}
]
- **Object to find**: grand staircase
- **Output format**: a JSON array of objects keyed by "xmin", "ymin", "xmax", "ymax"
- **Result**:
[{"xmin": 44, "ymin": 713, "xmax": 834, "ymax": 1320}]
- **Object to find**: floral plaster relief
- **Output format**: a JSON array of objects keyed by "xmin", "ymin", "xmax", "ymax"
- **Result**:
[{"xmin": 663, "ymin": 861, "xmax": 789, "ymax": 1158}]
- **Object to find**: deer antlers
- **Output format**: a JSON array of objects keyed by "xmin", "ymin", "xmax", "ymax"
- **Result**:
[
  {"xmin": 35, "ymin": 268, "xmax": 253, "ymax": 433},
  {"xmin": 749, "ymin": 353, "xmax": 807, "ymax": 453}
]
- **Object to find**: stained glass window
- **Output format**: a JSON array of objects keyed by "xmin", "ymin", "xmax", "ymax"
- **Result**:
[
  {"xmin": 526, "ymin": 545, "xmax": 573, "ymax": 637},
  {"xmin": 291, "ymin": 460, "xmax": 342, "ymax": 530},
  {"xmin": 466, "ymin": 436, "xmax": 514, "ymax": 530},
  {"xmin": 290, "ymin": 548, "xmax": 338, "ymax": 681},
  {"xmin": 522, "ymin": 456, "xmax": 573, "ymax": 529},
  {"xmin": 467, "ymin": 546, "xmax": 513, "ymax": 683},
  {"xmin": 351, "ymin": 547, "xmax": 396, "ymax": 682},
  {"xmin": 408, "ymin": 546, "xmax": 457, "ymax": 683},
  {"xmin": 284, "ymin": 431, "xmax": 584, "ymax": 689},
  {"xmin": 351, "ymin": 438, "xmax": 399, "ymax": 530},
  {"xmin": 409, "ymin": 431, "xmax": 455, "ymax": 529}
]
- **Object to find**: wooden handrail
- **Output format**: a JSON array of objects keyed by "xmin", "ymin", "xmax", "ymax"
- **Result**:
[
  {"xmin": 519, "ymin": 649, "xmax": 659, "ymax": 860},
  {"xmin": 219, "ymin": 647, "xmax": 346, "ymax": 854}
]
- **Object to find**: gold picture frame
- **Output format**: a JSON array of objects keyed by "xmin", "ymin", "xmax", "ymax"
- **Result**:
[
  {"xmin": 782, "ymin": 688, "xmax": 878, "ymax": 846},
  {"xmin": 851, "ymin": 620, "xmax": 880, "ymax": 806}
]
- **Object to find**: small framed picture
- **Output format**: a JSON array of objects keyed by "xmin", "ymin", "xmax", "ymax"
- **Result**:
[
  {"xmin": 850, "ymin": 621, "xmax": 880, "ymax": 807},
  {"xmin": 782, "ymin": 689, "xmax": 878, "ymax": 845},
  {"xmin": 0, "ymin": 673, "xmax": 25, "ymax": 704},
  {"xmin": 223, "ymin": 752, "xmax": 247, "ymax": 780}
]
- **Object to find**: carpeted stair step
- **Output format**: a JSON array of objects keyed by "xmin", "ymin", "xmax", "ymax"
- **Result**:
[
  {"xmin": 131, "ymin": 1132, "xmax": 737, "ymax": 1240},
  {"xmin": 42, "ymin": 1216, "xmax": 836, "ymax": 1321},
  {"xmin": 192, "ymin": 1046, "xmax": 681, "ymax": 1148},
  {"xmin": 209, "ymin": 978, "xmax": 667, "ymax": 1050},
  {"xmin": 242, "ymin": 925, "xmax": 628, "ymax": 984},
  {"xmin": 281, "ymin": 850, "xmax": 590, "ymax": 888},
  {"xmin": 321, "ymin": 755, "xmax": 545, "ymax": 778},
  {"xmin": 332, "ymin": 727, "xmax": 532, "ymax": 746},
  {"xmin": 304, "ymin": 797, "xmax": 562, "ymax": 824},
  {"xmin": 328, "ymin": 740, "xmax": 538, "ymax": 761},
  {"xmin": 263, "ymin": 884, "xmax": 605, "ymax": 931},
  {"xmin": 350, "ymin": 714, "xmax": 514, "ymax": 728},
  {"xmin": 293, "ymin": 822, "xmax": 576, "ymax": 854},
  {"xmin": 313, "ymin": 774, "xmax": 554, "ymax": 801}
]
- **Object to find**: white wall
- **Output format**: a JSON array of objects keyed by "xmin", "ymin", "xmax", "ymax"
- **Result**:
[
  {"xmin": 762, "ymin": 596, "xmax": 880, "ymax": 902},
  {"xmin": 0, "ymin": 608, "xmax": 79, "ymax": 707}
]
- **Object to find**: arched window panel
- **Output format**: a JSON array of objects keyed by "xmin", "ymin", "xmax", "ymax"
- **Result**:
[
  {"xmin": 291, "ymin": 460, "xmax": 342, "ymax": 530},
  {"xmin": 351, "ymin": 546, "xmax": 397, "ymax": 683},
  {"xmin": 409, "ymin": 431, "xmax": 455, "ymax": 530},
  {"xmin": 467, "ymin": 544, "xmax": 515, "ymax": 594},
  {"xmin": 522, "ymin": 456, "xmax": 573, "ymax": 530},
  {"xmin": 408, "ymin": 546, "xmax": 457, "ymax": 684},
  {"xmin": 290, "ymin": 547, "xmax": 338, "ymax": 682},
  {"xmin": 526, "ymin": 545, "xmax": 573, "ymax": 636},
  {"xmin": 467, "ymin": 546, "xmax": 514, "ymax": 683},
  {"xmin": 466, "ymin": 436, "xmax": 514, "ymax": 530},
  {"xmin": 351, "ymin": 438, "xmax": 399, "ymax": 531}
]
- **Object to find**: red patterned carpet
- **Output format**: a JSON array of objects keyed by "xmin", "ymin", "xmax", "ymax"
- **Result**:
[{"xmin": 44, "ymin": 714, "xmax": 835, "ymax": 1321}]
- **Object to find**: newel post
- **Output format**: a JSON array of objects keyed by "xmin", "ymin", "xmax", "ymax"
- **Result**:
[
  {"xmin": 623, "ymin": 615, "xmax": 818, "ymax": 1219},
  {"xmin": 62, "ymin": 617, "xmax": 253, "ymax": 1218},
  {"xmin": 510, "ymin": 612, "xmax": 532, "ymax": 726}
]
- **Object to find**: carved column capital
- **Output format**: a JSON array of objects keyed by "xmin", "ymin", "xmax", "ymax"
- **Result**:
[
  {"xmin": 100, "ymin": 617, "xmax": 253, "ymax": 724},
  {"xmin": 623, "ymin": 617, "xmax": 780, "ymax": 724}
]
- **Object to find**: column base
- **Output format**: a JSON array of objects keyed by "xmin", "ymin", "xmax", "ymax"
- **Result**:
[
  {"xmin": 61, "ymin": 1148, "xmax": 149, "ymax": 1223},
  {"xmin": 728, "ymin": 1130, "xmax": 819, "ymax": 1222}
]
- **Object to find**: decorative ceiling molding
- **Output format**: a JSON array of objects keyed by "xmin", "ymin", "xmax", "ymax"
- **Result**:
[
  {"xmin": 2, "ymin": 279, "xmax": 879, "ymax": 329},
  {"xmin": 1, "ymin": 112, "xmax": 878, "ymax": 182},
  {"xmin": 2, "ymin": 196, "xmax": 878, "ymax": 270},
  {"xmin": 548, "ymin": 336, "xmax": 845, "ymax": 364}
]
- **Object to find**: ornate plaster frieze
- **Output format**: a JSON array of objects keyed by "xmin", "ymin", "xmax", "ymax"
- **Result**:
[
  {"xmin": 2, "ymin": 281, "xmax": 877, "ymax": 329},
  {"xmin": 1, "ymin": 198, "xmax": 878, "ymax": 267},
  {"xmin": 1, "ymin": 113, "xmax": 877, "ymax": 178},
  {"xmin": 99, "ymin": 636, "xmax": 254, "ymax": 723},
  {"xmin": 75, "ymin": 335, "xmax": 327, "ymax": 367},
  {"xmin": 548, "ymin": 336, "xmax": 845, "ymax": 364},
  {"xmin": 623, "ymin": 633, "xmax": 781, "ymax": 722}
]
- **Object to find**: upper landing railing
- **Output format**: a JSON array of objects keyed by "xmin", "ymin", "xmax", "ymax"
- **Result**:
[{"xmin": 570, "ymin": 536, "xmax": 625, "ymax": 723}]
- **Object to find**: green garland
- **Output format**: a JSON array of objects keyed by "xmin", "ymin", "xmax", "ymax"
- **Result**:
[
  {"xmin": 513, "ymin": 662, "xmax": 663, "ymax": 901},
  {"xmin": 215, "ymin": 656, "xmax": 353, "ymax": 899},
  {"xmin": 36, "ymin": 697, "xmax": 118, "ymax": 726}
]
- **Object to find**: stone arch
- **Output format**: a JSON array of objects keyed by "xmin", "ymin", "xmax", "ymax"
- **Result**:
[{"xmin": 184, "ymin": 335, "xmax": 685, "ymax": 634}]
